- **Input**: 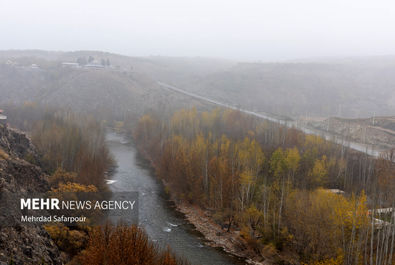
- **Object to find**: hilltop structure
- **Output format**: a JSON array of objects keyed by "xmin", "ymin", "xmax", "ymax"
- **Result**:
[{"xmin": 0, "ymin": 109, "xmax": 7, "ymax": 125}]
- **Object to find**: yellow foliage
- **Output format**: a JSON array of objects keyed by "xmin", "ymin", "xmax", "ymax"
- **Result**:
[
  {"xmin": 285, "ymin": 147, "xmax": 300, "ymax": 173},
  {"xmin": 309, "ymin": 156, "xmax": 328, "ymax": 186},
  {"xmin": 241, "ymin": 205, "xmax": 264, "ymax": 237},
  {"xmin": 52, "ymin": 182, "xmax": 98, "ymax": 193},
  {"xmin": 170, "ymin": 108, "xmax": 199, "ymax": 137},
  {"xmin": 331, "ymin": 190, "xmax": 368, "ymax": 231},
  {"xmin": 201, "ymin": 108, "xmax": 221, "ymax": 129},
  {"xmin": 238, "ymin": 137, "xmax": 265, "ymax": 175},
  {"xmin": 305, "ymin": 135, "xmax": 325, "ymax": 148},
  {"xmin": 304, "ymin": 254, "xmax": 343, "ymax": 265},
  {"xmin": 286, "ymin": 189, "xmax": 369, "ymax": 262},
  {"xmin": 0, "ymin": 148, "xmax": 9, "ymax": 160},
  {"xmin": 269, "ymin": 148, "xmax": 287, "ymax": 177},
  {"xmin": 113, "ymin": 121, "xmax": 124, "ymax": 132},
  {"xmin": 44, "ymin": 224, "xmax": 88, "ymax": 255},
  {"xmin": 48, "ymin": 167, "xmax": 77, "ymax": 187},
  {"xmin": 78, "ymin": 224, "xmax": 187, "ymax": 265},
  {"xmin": 240, "ymin": 224, "xmax": 252, "ymax": 240},
  {"xmin": 240, "ymin": 171, "xmax": 254, "ymax": 185}
]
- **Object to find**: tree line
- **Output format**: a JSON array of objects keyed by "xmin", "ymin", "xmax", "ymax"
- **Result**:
[
  {"xmin": 5, "ymin": 103, "xmax": 114, "ymax": 189},
  {"xmin": 5, "ymin": 103, "xmax": 190, "ymax": 265},
  {"xmin": 134, "ymin": 108, "xmax": 395, "ymax": 265}
]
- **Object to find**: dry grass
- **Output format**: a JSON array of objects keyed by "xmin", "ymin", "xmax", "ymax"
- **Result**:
[{"xmin": 0, "ymin": 148, "xmax": 9, "ymax": 160}]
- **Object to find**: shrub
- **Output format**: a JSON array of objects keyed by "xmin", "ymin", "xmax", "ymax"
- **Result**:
[{"xmin": 77, "ymin": 223, "xmax": 189, "ymax": 265}]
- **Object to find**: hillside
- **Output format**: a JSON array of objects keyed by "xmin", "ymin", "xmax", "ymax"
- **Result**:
[
  {"xmin": 2, "ymin": 50, "xmax": 394, "ymax": 120},
  {"xmin": 0, "ymin": 52, "xmax": 218, "ymax": 121},
  {"xmin": 305, "ymin": 116, "xmax": 395, "ymax": 150},
  {"xmin": 0, "ymin": 124, "xmax": 62, "ymax": 264},
  {"xmin": 169, "ymin": 59, "xmax": 395, "ymax": 119},
  {"xmin": 0, "ymin": 63, "xmax": 149, "ymax": 119}
]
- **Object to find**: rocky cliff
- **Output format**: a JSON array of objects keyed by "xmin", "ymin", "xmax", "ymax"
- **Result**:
[{"xmin": 0, "ymin": 124, "xmax": 62, "ymax": 265}]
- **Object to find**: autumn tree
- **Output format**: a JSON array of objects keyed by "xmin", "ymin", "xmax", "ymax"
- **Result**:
[
  {"xmin": 134, "ymin": 108, "xmax": 395, "ymax": 264},
  {"xmin": 78, "ymin": 224, "xmax": 189, "ymax": 265}
]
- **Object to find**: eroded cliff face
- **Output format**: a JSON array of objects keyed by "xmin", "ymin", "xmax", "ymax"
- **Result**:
[{"xmin": 0, "ymin": 124, "xmax": 62, "ymax": 265}]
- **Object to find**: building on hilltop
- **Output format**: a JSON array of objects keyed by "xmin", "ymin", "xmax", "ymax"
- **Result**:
[
  {"xmin": 84, "ymin": 62, "xmax": 105, "ymax": 69},
  {"xmin": 61, "ymin": 62, "xmax": 80, "ymax": 68},
  {"xmin": 0, "ymin": 109, "xmax": 7, "ymax": 125}
]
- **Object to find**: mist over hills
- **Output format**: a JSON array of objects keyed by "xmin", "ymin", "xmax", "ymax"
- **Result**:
[
  {"xmin": 0, "ymin": 50, "xmax": 394, "ymax": 121},
  {"xmin": 0, "ymin": 50, "xmax": 394, "ymax": 264},
  {"xmin": 0, "ymin": 50, "xmax": 218, "ymax": 120},
  {"xmin": 0, "ymin": 63, "xmax": 147, "ymax": 118},
  {"xmin": 178, "ymin": 60, "xmax": 395, "ymax": 119}
]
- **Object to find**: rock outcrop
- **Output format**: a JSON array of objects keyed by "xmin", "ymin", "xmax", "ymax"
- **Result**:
[{"xmin": 0, "ymin": 124, "xmax": 62, "ymax": 265}]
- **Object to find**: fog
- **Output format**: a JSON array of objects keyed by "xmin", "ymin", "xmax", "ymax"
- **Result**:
[{"xmin": 1, "ymin": 0, "xmax": 395, "ymax": 61}]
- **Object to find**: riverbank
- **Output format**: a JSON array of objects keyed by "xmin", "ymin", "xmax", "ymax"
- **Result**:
[
  {"xmin": 176, "ymin": 202, "xmax": 270, "ymax": 265},
  {"xmin": 108, "ymin": 130, "xmax": 249, "ymax": 265},
  {"xmin": 133, "ymin": 138, "xmax": 271, "ymax": 265}
]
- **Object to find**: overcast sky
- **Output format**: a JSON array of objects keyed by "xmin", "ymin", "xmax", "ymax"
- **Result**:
[{"xmin": 1, "ymin": 0, "xmax": 395, "ymax": 61}]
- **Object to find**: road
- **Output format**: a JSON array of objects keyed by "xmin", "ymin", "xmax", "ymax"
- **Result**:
[{"xmin": 157, "ymin": 81, "xmax": 386, "ymax": 158}]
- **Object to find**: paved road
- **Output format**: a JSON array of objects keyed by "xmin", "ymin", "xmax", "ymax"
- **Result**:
[{"xmin": 157, "ymin": 81, "xmax": 386, "ymax": 158}]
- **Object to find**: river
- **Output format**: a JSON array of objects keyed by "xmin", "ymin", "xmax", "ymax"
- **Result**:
[{"xmin": 106, "ymin": 131, "xmax": 246, "ymax": 265}]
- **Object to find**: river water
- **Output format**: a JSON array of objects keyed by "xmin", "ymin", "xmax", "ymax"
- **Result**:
[{"xmin": 106, "ymin": 131, "xmax": 246, "ymax": 265}]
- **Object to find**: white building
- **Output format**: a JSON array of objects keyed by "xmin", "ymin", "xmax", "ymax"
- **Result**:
[
  {"xmin": 61, "ymin": 62, "xmax": 80, "ymax": 68},
  {"xmin": 0, "ymin": 109, "xmax": 7, "ymax": 125}
]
